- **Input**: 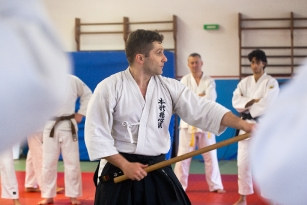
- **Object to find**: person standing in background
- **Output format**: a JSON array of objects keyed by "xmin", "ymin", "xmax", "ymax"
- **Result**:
[
  {"xmin": 25, "ymin": 131, "xmax": 64, "ymax": 193},
  {"xmin": 232, "ymin": 49, "xmax": 279, "ymax": 205},
  {"xmin": 0, "ymin": 148, "xmax": 22, "ymax": 205},
  {"xmin": 24, "ymin": 131, "xmax": 43, "ymax": 192},
  {"xmin": 174, "ymin": 53, "xmax": 225, "ymax": 193},
  {"xmin": 38, "ymin": 75, "xmax": 92, "ymax": 205}
]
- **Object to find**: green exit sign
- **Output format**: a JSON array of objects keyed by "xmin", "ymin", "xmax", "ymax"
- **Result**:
[{"xmin": 204, "ymin": 24, "xmax": 219, "ymax": 30}]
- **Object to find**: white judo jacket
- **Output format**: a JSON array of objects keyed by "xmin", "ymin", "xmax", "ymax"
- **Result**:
[
  {"xmin": 232, "ymin": 73, "xmax": 280, "ymax": 119},
  {"xmin": 180, "ymin": 73, "xmax": 217, "ymax": 133},
  {"xmin": 85, "ymin": 68, "xmax": 230, "ymax": 161},
  {"xmin": 44, "ymin": 75, "xmax": 93, "ymax": 132}
]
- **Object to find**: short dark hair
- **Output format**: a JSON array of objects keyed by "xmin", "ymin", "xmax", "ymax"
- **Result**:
[
  {"xmin": 125, "ymin": 29, "xmax": 164, "ymax": 64},
  {"xmin": 189, "ymin": 53, "xmax": 202, "ymax": 59},
  {"xmin": 248, "ymin": 49, "xmax": 267, "ymax": 69}
]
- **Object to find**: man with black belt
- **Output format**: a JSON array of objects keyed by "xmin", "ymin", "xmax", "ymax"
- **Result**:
[
  {"xmin": 85, "ymin": 29, "xmax": 254, "ymax": 205},
  {"xmin": 232, "ymin": 49, "xmax": 280, "ymax": 205},
  {"xmin": 38, "ymin": 75, "xmax": 92, "ymax": 205}
]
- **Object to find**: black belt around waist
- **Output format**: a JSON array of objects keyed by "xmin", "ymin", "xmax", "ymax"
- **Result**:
[
  {"xmin": 97, "ymin": 153, "xmax": 166, "ymax": 183},
  {"xmin": 235, "ymin": 112, "xmax": 259, "ymax": 136},
  {"xmin": 94, "ymin": 153, "xmax": 190, "ymax": 205},
  {"xmin": 49, "ymin": 114, "xmax": 77, "ymax": 141},
  {"xmin": 240, "ymin": 112, "xmax": 259, "ymax": 122}
]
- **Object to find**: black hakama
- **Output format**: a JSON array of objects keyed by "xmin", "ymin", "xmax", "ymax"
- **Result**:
[{"xmin": 93, "ymin": 153, "xmax": 191, "ymax": 205}]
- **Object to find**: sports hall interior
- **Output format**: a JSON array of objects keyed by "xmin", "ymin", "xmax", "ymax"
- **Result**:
[{"xmin": 2, "ymin": 0, "xmax": 307, "ymax": 204}]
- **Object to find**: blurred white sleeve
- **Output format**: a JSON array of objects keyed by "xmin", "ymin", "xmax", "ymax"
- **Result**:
[
  {"xmin": 0, "ymin": 0, "xmax": 71, "ymax": 152},
  {"xmin": 250, "ymin": 59, "xmax": 307, "ymax": 205}
]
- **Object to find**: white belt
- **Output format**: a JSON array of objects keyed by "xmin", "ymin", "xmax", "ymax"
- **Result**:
[{"xmin": 122, "ymin": 121, "xmax": 140, "ymax": 143}]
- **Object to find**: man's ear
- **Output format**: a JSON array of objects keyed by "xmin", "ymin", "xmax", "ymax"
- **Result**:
[
  {"xmin": 135, "ymin": 54, "xmax": 144, "ymax": 63},
  {"xmin": 262, "ymin": 62, "xmax": 267, "ymax": 68}
]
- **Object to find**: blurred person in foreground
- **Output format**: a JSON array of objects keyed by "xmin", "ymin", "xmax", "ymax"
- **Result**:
[
  {"xmin": 250, "ymin": 59, "xmax": 307, "ymax": 205},
  {"xmin": 0, "ymin": 0, "xmax": 71, "ymax": 152}
]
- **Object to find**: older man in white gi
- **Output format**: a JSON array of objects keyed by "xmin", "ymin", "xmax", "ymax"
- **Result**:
[
  {"xmin": 85, "ymin": 29, "xmax": 254, "ymax": 205},
  {"xmin": 38, "ymin": 75, "xmax": 92, "ymax": 205},
  {"xmin": 232, "ymin": 49, "xmax": 279, "ymax": 205},
  {"xmin": 174, "ymin": 53, "xmax": 225, "ymax": 193}
]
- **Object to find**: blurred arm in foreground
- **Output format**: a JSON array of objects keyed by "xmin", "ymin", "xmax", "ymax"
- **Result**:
[{"xmin": 0, "ymin": 0, "xmax": 70, "ymax": 152}]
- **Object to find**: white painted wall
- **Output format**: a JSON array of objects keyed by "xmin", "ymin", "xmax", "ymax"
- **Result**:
[{"xmin": 43, "ymin": 0, "xmax": 307, "ymax": 77}]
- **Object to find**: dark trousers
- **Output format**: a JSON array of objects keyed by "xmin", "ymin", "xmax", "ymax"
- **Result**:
[{"xmin": 94, "ymin": 153, "xmax": 191, "ymax": 205}]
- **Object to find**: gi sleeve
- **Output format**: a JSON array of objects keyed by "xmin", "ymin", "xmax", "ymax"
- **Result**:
[
  {"xmin": 232, "ymin": 80, "xmax": 252, "ymax": 113},
  {"xmin": 249, "ymin": 78, "xmax": 279, "ymax": 118},
  {"xmin": 169, "ymin": 80, "xmax": 229, "ymax": 136},
  {"xmin": 74, "ymin": 76, "xmax": 93, "ymax": 116},
  {"xmin": 85, "ymin": 81, "xmax": 118, "ymax": 161},
  {"xmin": 204, "ymin": 78, "xmax": 217, "ymax": 101},
  {"xmin": 178, "ymin": 76, "xmax": 189, "ymax": 129}
]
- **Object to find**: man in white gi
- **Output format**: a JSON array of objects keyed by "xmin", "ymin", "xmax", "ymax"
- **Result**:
[
  {"xmin": 174, "ymin": 53, "xmax": 225, "ymax": 193},
  {"xmin": 232, "ymin": 49, "xmax": 279, "ymax": 205},
  {"xmin": 38, "ymin": 75, "xmax": 92, "ymax": 205},
  {"xmin": 0, "ymin": 148, "xmax": 22, "ymax": 205},
  {"xmin": 0, "ymin": 0, "xmax": 71, "ymax": 152},
  {"xmin": 85, "ymin": 29, "xmax": 254, "ymax": 205},
  {"xmin": 249, "ymin": 59, "xmax": 307, "ymax": 205}
]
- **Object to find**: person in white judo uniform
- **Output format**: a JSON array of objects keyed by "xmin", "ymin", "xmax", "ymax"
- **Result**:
[
  {"xmin": 249, "ymin": 58, "xmax": 307, "ymax": 205},
  {"xmin": 232, "ymin": 49, "xmax": 280, "ymax": 205},
  {"xmin": 174, "ymin": 53, "xmax": 225, "ymax": 193},
  {"xmin": 24, "ymin": 131, "xmax": 43, "ymax": 192},
  {"xmin": 38, "ymin": 75, "xmax": 92, "ymax": 205},
  {"xmin": 85, "ymin": 29, "xmax": 255, "ymax": 205},
  {"xmin": 25, "ymin": 131, "xmax": 64, "ymax": 193},
  {"xmin": 0, "ymin": 148, "xmax": 22, "ymax": 205}
]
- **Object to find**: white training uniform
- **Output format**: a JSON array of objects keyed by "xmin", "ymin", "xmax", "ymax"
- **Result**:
[
  {"xmin": 232, "ymin": 72, "xmax": 279, "ymax": 195},
  {"xmin": 0, "ymin": 0, "xmax": 71, "ymax": 153},
  {"xmin": 25, "ymin": 130, "xmax": 43, "ymax": 189},
  {"xmin": 40, "ymin": 75, "xmax": 92, "ymax": 198},
  {"xmin": 0, "ymin": 148, "xmax": 19, "ymax": 199},
  {"xmin": 250, "ymin": 60, "xmax": 307, "ymax": 205},
  {"xmin": 174, "ymin": 73, "xmax": 224, "ymax": 191},
  {"xmin": 85, "ymin": 68, "xmax": 230, "ymax": 177}
]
